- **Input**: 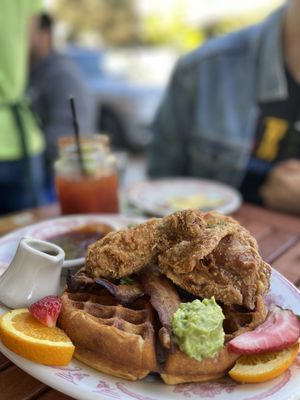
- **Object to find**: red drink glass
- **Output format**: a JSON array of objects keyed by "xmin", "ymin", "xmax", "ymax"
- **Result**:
[{"xmin": 54, "ymin": 135, "xmax": 119, "ymax": 215}]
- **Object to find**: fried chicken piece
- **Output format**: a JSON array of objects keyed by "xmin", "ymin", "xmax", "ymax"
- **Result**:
[
  {"xmin": 159, "ymin": 208, "xmax": 208, "ymax": 244},
  {"xmin": 159, "ymin": 212, "xmax": 240, "ymax": 275},
  {"xmin": 85, "ymin": 218, "xmax": 162, "ymax": 278},
  {"xmin": 85, "ymin": 210, "xmax": 271, "ymax": 309},
  {"xmin": 85, "ymin": 210, "xmax": 209, "ymax": 279},
  {"xmin": 159, "ymin": 213, "xmax": 271, "ymax": 310}
]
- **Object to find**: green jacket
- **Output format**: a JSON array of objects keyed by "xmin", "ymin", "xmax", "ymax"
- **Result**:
[{"xmin": 0, "ymin": 0, "xmax": 45, "ymax": 161}]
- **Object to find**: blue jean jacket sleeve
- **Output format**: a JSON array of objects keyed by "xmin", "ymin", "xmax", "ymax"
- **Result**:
[
  {"xmin": 147, "ymin": 7, "xmax": 286, "ymax": 189},
  {"xmin": 148, "ymin": 61, "xmax": 195, "ymax": 178}
]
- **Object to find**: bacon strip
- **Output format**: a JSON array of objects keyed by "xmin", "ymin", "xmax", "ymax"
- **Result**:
[
  {"xmin": 67, "ymin": 270, "xmax": 95, "ymax": 292},
  {"xmin": 67, "ymin": 271, "xmax": 144, "ymax": 304},
  {"xmin": 140, "ymin": 268, "xmax": 181, "ymax": 349},
  {"xmin": 95, "ymin": 278, "xmax": 144, "ymax": 304}
]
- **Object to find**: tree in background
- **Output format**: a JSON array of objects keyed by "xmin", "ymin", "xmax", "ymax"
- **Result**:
[
  {"xmin": 53, "ymin": 0, "xmax": 281, "ymax": 51},
  {"xmin": 53, "ymin": 0, "xmax": 205, "ymax": 50},
  {"xmin": 53, "ymin": 0, "xmax": 139, "ymax": 46},
  {"xmin": 141, "ymin": 6, "xmax": 205, "ymax": 51}
]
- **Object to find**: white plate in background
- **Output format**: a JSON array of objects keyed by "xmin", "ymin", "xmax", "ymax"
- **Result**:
[{"xmin": 126, "ymin": 178, "xmax": 242, "ymax": 217}]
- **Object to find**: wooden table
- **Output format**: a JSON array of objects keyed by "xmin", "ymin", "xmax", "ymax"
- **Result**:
[{"xmin": 0, "ymin": 203, "xmax": 300, "ymax": 399}]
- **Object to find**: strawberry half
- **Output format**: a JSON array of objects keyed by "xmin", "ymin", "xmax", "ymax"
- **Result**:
[
  {"xmin": 228, "ymin": 305, "xmax": 300, "ymax": 355},
  {"xmin": 29, "ymin": 295, "xmax": 62, "ymax": 328}
]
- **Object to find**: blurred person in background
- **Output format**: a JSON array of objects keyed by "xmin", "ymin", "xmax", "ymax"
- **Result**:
[
  {"xmin": 28, "ymin": 13, "xmax": 95, "ymax": 201},
  {"xmin": 0, "ymin": 0, "xmax": 46, "ymax": 214},
  {"xmin": 148, "ymin": 0, "xmax": 300, "ymax": 215}
]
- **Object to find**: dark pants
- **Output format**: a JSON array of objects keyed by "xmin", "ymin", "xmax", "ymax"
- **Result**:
[{"xmin": 0, "ymin": 154, "xmax": 49, "ymax": 215}]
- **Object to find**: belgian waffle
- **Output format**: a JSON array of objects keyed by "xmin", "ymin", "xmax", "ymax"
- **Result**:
[
  {"xmin": 58, "ymin": 274, "xmax": 267, "ymax": 384},
  {"xmin": 58, "ymin": 289, "xmax": 157, "ymax": 380}
]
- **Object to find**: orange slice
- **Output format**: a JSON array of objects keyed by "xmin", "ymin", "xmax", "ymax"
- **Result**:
[
  {"xmin": 0, "ymin": 309, "xmax": 74, "ymax": 366},
  {"xmin": 229, "ymin": 341, "xmax": 299, "ymax": 383}
]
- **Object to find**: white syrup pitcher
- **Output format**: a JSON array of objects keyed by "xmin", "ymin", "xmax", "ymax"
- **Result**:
[{"xmin": 0, "ymin": 237, "xmax": 65, "ymax": 308}]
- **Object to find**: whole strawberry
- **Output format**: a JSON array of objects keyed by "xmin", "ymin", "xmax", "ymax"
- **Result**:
[{"xmin": 29, "ymin": 295, "xmax": 62, "ymax": 328}]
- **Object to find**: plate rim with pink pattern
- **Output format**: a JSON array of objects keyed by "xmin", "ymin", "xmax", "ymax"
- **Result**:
[{"xmin": 0, "ymin": 216, "xmax": 300, "ymax": 400}]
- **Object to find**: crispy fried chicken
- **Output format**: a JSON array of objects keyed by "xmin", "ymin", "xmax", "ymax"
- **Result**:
[
  {"xmin": 85, "ymin": 218, "xmax": 162, "ymax": 278},
  {"xmin": 85, "ymin": 210, "xmax": 271, "ymax": 310},
  {"xmin": 85, "ymin": 209, "xmax": 208, "ymax": 279},
  {"xmin": 159, "ymin": 212, "xmax": 271, "ymax": 309}
]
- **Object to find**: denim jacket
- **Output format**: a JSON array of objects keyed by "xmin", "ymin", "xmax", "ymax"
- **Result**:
[{"xmin": 148, "ymin": 7, "xmax": 287, "ymax": 188}]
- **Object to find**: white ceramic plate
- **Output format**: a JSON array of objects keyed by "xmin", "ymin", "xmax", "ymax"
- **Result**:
[
  {"xmin": 0, "ymin": 216, "xmax": 300, "ymax": 400},
  {"xmin": 0, "ymin": 214, "xmax": 135, "ymax": 273},
  {"xmin": 0, "ymin": 268, "xmax": 300, "ymax": 400},
  {"xmin": 126, "ymin": 178, "xmax": 242, "ymax": 217}
]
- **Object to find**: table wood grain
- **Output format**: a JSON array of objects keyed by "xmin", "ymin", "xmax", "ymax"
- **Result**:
[{"xmin": 0, "ymin": 203, "xmax": 300, "ymax": 399}]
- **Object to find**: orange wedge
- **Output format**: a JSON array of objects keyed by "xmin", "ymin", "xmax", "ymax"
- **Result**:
[
  {"xmin": 0, "ymin": 309, "xmax": 74, "ymax": 366},
  {"xmin": 229, "ymin": 341, "xmax": 299, "ymax": 383}
]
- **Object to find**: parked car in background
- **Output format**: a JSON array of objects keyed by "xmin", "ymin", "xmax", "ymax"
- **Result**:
[{"xmin": 64, "ymin": 45, "xmax": 169, "ymax": 150}]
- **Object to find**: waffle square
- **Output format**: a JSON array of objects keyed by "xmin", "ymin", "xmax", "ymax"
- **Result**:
[{"xmin": 58, "ymin": 290, "xmax": 158, "ymax": 380}]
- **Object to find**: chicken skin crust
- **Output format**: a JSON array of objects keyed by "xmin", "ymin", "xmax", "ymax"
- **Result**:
[
  {"xmin": 85, "ymin": 210, "xmax": 271, "ymax": 309},
  {"xmin": 85, "ymin": 210, "xmax": 208, "ymax": 279},
  {"xmin": 85, "ymin": 218, "xmax": 162, "ymax": 279}
]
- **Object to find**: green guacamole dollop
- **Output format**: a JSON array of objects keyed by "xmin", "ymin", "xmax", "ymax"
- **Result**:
[{"xmin": 172, "ymin": 297, "xmax": 225, "ymax": 362}]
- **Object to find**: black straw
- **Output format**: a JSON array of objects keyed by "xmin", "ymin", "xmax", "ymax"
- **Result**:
[{"xmin": 69, "ymin": 96, "xmax": 86, "ymax": 175}]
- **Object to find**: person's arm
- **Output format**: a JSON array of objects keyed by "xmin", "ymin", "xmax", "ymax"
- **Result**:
[
  {"xmin": 147, "ymin": 60, "xmax": 195, "ymax": 178},
  {"xmin": 260, "ymin": 159, "xmax": 300, "ymax": 214}
]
